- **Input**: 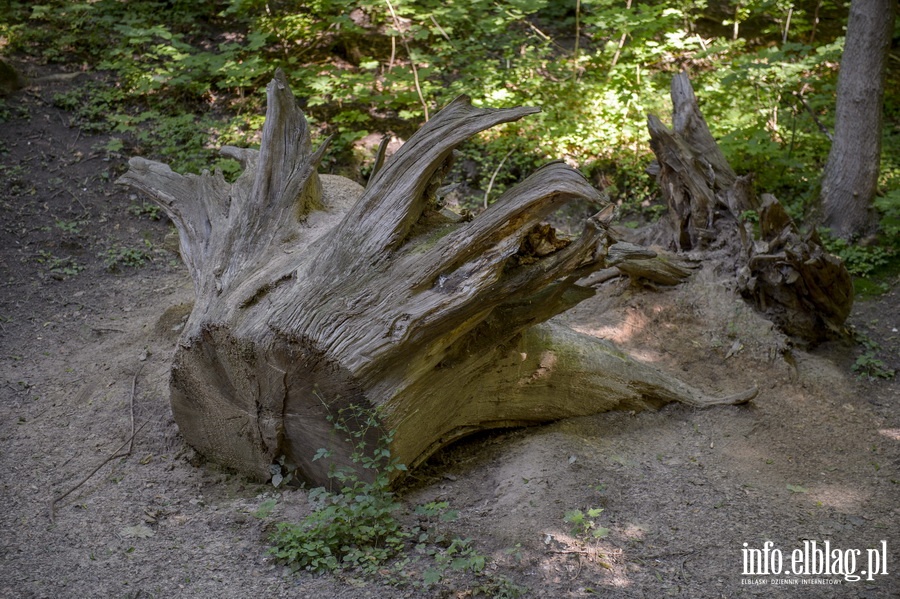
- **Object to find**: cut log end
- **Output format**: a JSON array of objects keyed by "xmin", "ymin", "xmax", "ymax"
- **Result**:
[{"xmin": 170, "ymin": 326, "xmax": 384, "ymax": 484}]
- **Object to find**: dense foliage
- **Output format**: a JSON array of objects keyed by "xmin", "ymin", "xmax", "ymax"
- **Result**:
[{"xmin": 1, "ymin": 0, "xmax": 897, "ymax": 268}]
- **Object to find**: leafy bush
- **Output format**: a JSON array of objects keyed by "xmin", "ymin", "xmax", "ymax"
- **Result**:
[{"xmin": 268, "ymin": 406, "xmax": 408, "ymax": 574}]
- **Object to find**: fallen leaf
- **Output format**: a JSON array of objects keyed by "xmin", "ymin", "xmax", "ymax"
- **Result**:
[{"xmin": 120, "ymin": 525, "xmax": 154, "ymax": 539}]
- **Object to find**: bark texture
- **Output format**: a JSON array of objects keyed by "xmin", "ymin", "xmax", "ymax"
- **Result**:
[
  {"xmin": 647, "ymin": 73, "xmax": 853, "ymax": 344},
  {"xmin": 738, "ymin": 195, "xmax": 853, "ymax": 341},
  {"xmin": 119, "ymin": 70, "xmax": 753, "ymax": 485},
  {"xmin": 647, "ymin": 73, "xmax": 754, "ymax": 252},
  {"xmin": 819, "ymin": 0, "xmax": 896, "ymax": 239}
]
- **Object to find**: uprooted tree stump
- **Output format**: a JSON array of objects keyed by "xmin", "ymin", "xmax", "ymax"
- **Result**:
[
  {"xmin": 738, "ymin": 194, "xmax": 853, "ymax": 341},
  {"xmin": 645, "ymin": 72, "xmax": 853, "ymax": 344},
  {"xmin": 118, "ymin": 70, "xmax": 754, "ymax": 486}
]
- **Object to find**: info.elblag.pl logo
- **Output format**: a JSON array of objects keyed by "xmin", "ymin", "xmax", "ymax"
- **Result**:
[{"xmin": 741, "ymin": 540, "xmax": 889, "ymax": 585}]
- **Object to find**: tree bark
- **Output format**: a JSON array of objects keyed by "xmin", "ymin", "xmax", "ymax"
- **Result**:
[
  {"xmin": 646, "ymin": 73, "xmax": 753, "ymax": 252},
  {"xmin": 119, "ymin": 70, "xmax": 753, "ymax": 486},
  {"xmin": 647, "ymin": 73, "xmax": 853, "ymax": 344},
  {"xmin": 819, "ymin": 0, "xmax": 896, "ymax": 239}
]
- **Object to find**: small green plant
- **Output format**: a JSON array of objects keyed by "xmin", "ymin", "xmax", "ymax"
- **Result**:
[
  {"xmin": 127, "ymin": 202, "xmax": 162, "ymax": 221},
  {"xmin": 0, "ymin": 164, "xmax": 26, "ymax": 190},
  {"xmin": 268, "ymin": 454, "xmax": 299, "ymax": 488},
  {"xmin": 55, "ymin": 219, "xmax": 83, "ymax": 235},
  {"xmin": 414, "ymin": 500, "xmax": 458, "ymax": 523},
  {"xmin": 253, "ymin": 498, "xmax": 277, "ymax": 519},
  {"xmin": 102, "ymin": 245, "xmax": 151, "ymax": 269},
  {"xmin": 422, "ymin": 537, "xmax": 486, "ymax": 587},
  {"xmin": 268, "ymin": 406, "xmax": 408, "ymax": 574},
  {"xmin": 411, "ymin": 501, "xmax": 528, "ymax": 595},
  {"xmin": 53, "ymin": 84, "xmax": 122, "ymax": 134},
  {"xmin": 564, "ymin": 507, "xmax": 610, "ymax": 540},
  {"xmin": 472, "ymin": 575, "xmax": 528, "ymax": 599},
  {"xmin": 852, "ymin": 332, "xmax": 896, "ymax": 380},
  {"xmin": 36, "ymin": 250, "xmax": 84, "ymax": 278}
]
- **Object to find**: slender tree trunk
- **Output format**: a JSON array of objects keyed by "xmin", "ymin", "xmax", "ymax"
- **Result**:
[{"xmin": 819, "ymin": 0, "xmax": 896, "ymax": 239}]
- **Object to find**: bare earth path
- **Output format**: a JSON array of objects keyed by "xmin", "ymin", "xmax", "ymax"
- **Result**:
[{"xmin": 1, "ymin": 73, "xmax": 898, "ymax": 598}]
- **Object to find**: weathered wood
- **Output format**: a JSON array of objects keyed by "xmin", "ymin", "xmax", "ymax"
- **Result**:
[
  {"xmin": 120, "ymin": 70, "xmax": 754, "ymax": 485},
  {"xmin": 647, "ymin": 73, "xmax": 853, "ymax": 344},
  {"xmin": 647, "ymin": 73, "xmax": 755, "ymax": 251},
  {"xmin": 738, "ymin": 195, "xmax": 853, "ymax": 342},
  {"xmin": 606, "ymin": 242, "xmax": 698, "ymax": 286}
]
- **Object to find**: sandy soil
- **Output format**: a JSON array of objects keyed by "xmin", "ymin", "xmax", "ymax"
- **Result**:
[{"xmin": 1, "ymin": 72, "xmax": 898, "ymax": 599}]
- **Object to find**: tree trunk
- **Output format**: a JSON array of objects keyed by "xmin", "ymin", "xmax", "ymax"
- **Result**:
[
  {"xmin": 118, "ymin": 70, "xmax": 753, "ymax": 486},
  {"xmin": 819, "ymin": 0, "xmax": 896, "ymax": 239}
]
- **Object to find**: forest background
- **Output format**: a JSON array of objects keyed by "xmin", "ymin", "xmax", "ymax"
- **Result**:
[
  {"xmin": 1, "ymin": 0, "xmax": 898, "ymax": 287},
  {"xmin": 1, "ymin": 2, "xmax": 899, "ymax": 596}
]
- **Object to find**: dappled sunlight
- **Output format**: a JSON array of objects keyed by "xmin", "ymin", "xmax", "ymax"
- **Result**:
[
  {"xmin": 534, "ymin": 527, "xmax": 632, "ymax": 589},
  {"xmin": 878, "ymin": 428, "xmax": 900, "ymax": 441},
  {"xmin": 571, "ymin": 308, "xmax": 650, "ymax": 345},
  {"xmin": 621, "ymin": 521, "xmax": 649, "ymax": 541},
  {"xmin": 808, "ymin": 485, "xmax": 871, "ymax": 512},
  {"xmin": 711, "ymin": 431, "xmax": 875, "ymax": 515},
  {"xmin": 514, "ymin": 349, "xmax": 559, "ymax": 386},
  {"xmin": 569, "ymin": 304, "xmax": 671, "ymax": 359}
]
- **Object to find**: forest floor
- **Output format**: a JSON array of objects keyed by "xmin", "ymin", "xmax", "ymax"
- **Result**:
[{"xmin": 1, "ymin": 70, "xmax": 898, "ymax": 599}]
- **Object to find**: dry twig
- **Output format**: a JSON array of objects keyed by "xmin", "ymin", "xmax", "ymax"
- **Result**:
[{"xmin": 48, "ymin": 364, "xmax": 146, "ymax": 522}]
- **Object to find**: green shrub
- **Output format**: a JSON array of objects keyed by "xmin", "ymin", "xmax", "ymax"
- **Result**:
[{"xmin": 268, "ymin": 407, "xmax": 408, "ymax": 574}]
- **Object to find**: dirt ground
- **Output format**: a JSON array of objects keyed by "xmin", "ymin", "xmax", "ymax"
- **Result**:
[{"xmin": 1, "ymin": 72, "xmax": 898, "ymax": 599}]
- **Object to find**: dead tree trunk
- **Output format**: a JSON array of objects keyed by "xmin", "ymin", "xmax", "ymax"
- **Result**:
[
  {"xmin": 646, "ymin": 73, "xmax": 756, "ymax": 253},
  {"xmin": 647, "ymin": 73, "xmax": 853, "ymax": 344},
  {"xmin": 119, "ymin": 71, "xmax": 753, "ymax": 485}
]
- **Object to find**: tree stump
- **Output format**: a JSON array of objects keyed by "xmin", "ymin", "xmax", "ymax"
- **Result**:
[
  {"xmin": 646, "ymin": 72, "xmax": 755, "ymax": 252},
  {"xmin": 738, "ymin": 195, "xmax": 853, "ymax": 342},
  {"xmin": 646, "ymin": 72, "xmax": 853, "ymax": 344},
  {"xmin": 119, "ymin": 70, "xmax": 754, "ymax": 485}
]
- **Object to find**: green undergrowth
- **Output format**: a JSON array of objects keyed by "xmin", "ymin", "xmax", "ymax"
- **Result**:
[
  {"xmin": 5, "ymin": 1, "xmax": 896, "ymax": 221},
  {"xmin": 2, "ymin": 1, "xmax": 897, "ymax": 301},
  {"xmin": 818, "ymin": 192, "xmax": 900, "ymax": 296},
  {"xmin": 266, "ymin": 405, "xmax": 526, "ymax": 596},
  {"xmin": 268, "ymin": 407, "xmax": 408, "ymax": 573},
  {"xmin": 851, "ymin": 330, "xmax": 896, "ymax": 381}
]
